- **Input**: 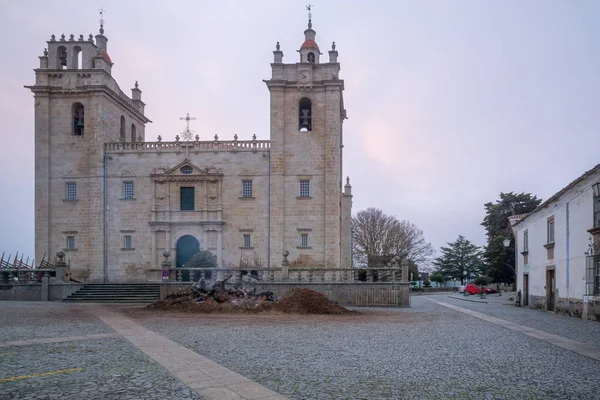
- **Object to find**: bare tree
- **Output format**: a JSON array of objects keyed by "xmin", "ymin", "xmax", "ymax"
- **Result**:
[{"xmin": 352, "ymin": 208, "xmax": 434, "ymax": 271}]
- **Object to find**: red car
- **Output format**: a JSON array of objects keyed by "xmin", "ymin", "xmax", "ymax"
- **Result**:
[{"xmin": 464, "ymin": 283, "xmax": 480, "ymax": 295}]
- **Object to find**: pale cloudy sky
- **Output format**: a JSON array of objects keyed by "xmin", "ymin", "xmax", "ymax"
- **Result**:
[{"xmin": 1, "ymin": 0, "xmax": 599, "ymax": 263}]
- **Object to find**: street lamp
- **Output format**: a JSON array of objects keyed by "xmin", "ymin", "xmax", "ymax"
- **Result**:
[{"xmin": 503, "ymin": 238, "xmax": 511, "ymax": 248}]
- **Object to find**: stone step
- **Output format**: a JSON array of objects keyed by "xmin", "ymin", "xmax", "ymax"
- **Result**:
[{"xmin": 63, "ymin": 298, "xmax": 157, "ymax": 303}]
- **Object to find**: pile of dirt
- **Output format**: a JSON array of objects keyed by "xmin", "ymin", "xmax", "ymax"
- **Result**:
[
  {"xmin": 273, "ymin": 288, "xmax": 353, "ymax": 315},
  {"xmin": 147, "ymin": 281, "xmax": 352, "ymax": 315}
]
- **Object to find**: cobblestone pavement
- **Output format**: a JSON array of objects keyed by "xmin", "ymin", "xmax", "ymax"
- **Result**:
[
  {"xmin": 0, "ymin": 301, "xmax": 112, "ymax": 341},
  {"xmin": 0, "ymin": 302, "xmax": 201, "ymax": 400},
  {"xmin": 130, "ymin": 296, "xmax": 600, "ymax": 400},
  {"xmin": 0, "ymin": 337, "xmax": 201, "ymax": 400},
  {"xmin": 2, "ymin": 298, "xmax": 600, "ymax": 399},
  {"xmin": 444, "ymin": 293, "xmax": 600, "ymax": 347}
]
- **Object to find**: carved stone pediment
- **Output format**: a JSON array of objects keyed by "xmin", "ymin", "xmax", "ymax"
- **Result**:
[{"xmin": 151, "ymin": 159, "xmax": 223, "ymax": 182}]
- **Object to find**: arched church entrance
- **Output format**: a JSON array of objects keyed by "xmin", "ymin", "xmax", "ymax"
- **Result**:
[
  {"xmin": 176, "ymin": 235, "xmax": 200, "ymax": 268},
  {"xmin": 176, "ymin": 235, "xmax": 200, "ymax": 282}
]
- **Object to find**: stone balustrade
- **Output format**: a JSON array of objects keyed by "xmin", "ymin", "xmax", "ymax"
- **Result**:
[
  {"xmin": 147, "ymin": 267, "xmax": 406, "ymax": 284},
  {"xmin": 105, "ymin": 139, "xmax": 271, "ymax": 154},
  {"xmin": 0, "ymin": 269, "xmax": 56, "ymax": 284}
]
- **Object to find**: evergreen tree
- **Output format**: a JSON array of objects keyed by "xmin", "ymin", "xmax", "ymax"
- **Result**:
[
  {"xmin": 432, "ymin": 235, "xmax": 483, "ymax": 284},
  {"xmin": 481, "ymin": 192, "xmax": 541, "ymax": 284}
]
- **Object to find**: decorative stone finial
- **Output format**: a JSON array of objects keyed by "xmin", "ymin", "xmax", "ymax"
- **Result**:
[
  {"xmin": 56, "ymin": 251, "xmax": 65, "ymax": 261},
  {"xmin": 134, "ymin": 81, "xmax": 138, "ymax": 88},
  {"xmin": 69, "ymin": 34, "xmax": 74, "ymax": 41},
  {"xmin": 50, "ymin": 34, "xmax": 55, "ymax": 41},
  {"xmin": 282, "ymin": 250, "xmax": 290, "ymax": 267},
  {"xmin": 195, "ymin": 134, "xmax": 199, "ymax": 141},
  {"xmin": 234, "ymin": 134, "xmax": 238, "ymax": 140},
  {"xmin": 88, "ymin": 34, "xmax": 94, "ymax": 41},
  {"xmin": 43, "ymin": 48, "xmax": 48, "ymax": 56},
  {"xmin": 276, "ymin": 41, "xmax": 280, "ymax": 51},
  {"xmin": 157, "ymin": 135, "xmax": 162, "ymax": 142},
  {"xmin": 346, "ymin": 176, "xmax": 350, "ymax": 185},
  {"xmin": 175, "ymin": 134, "xmax": 180, "ymax": 142},
  {"xmin": 252, "ymin": 134, "xmax": 257, "ymax": 140},
  {"xmin": 99, "ymin": 6, "xmax": 105, "ymax": 35},
  {"xmin": 332, "ymin": 42, "xmax": 336, "ymax": 50},
  {"xmin": 60, "ymin": 34, "xmax": 65, "ymax": 41},
  {"xmin": 79, "ymin": 34, "xmax": 84, "ymax": 41},
  {"xmin": 214, "ymin": 134, "xmax": 219, "ymax": 140},
  {"xmin": 161, "ymin": 250, "xmax": 172, "ymax": 268}
]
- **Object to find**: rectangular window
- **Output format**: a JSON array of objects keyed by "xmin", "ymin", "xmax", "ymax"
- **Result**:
[
  {"xmin": 123, "ymin": 181, "xmax": 134, "ymax": 199},
  {"xmin": 243, "ymin": 234, "xmax": 251, "ymax": 248},
  {"xmin": 66, "ymin": 236, "xmax": 75, "ymax": 249},
  {"xmin": 180, "ymin": 187, "xmax": 195, "ymax": 211},
  {"xmin": 523, "ymin": 230, "xmax": 529, "ymax": 252},
  {"xmin": 124, "ymin": 235, "xmax": 132, "ymax": 249},
  {"xmin": 66, "ymin": 182, "xmax": 77, "ymax": 200},
  {"xmin": 547, "ymin": 218, "xmax": 555, "ymax": 244},
  {"xmin": 242, "ymin": 180, "xmax": 253, "ymax": 198},
  {"xmin": 301, "ymin": 233, "xmax": 308, "ymax": 248},
  {"xmin": 299, "ymin": 180, "xmax": 310, "ymax": 198}
]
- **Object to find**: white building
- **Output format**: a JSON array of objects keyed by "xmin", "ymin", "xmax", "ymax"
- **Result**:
[{"xmin": 511, "ymin": 164, "xmax": 600, "ymax": 319}]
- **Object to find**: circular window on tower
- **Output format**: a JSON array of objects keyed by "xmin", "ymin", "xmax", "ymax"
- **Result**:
[{"xmin": 180, "ymin": 166, "xmax": 193, "ymax": 174}]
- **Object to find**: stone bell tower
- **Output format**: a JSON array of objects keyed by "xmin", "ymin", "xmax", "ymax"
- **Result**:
[
  {"xmin": 264, "ymin": 10, "xmax": 349, "ymax": 269},
  {"xmin": 26, "ymin": 19, "xmax": 151, "ymax": 282}
]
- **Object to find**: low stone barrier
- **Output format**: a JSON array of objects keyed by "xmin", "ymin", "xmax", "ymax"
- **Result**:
[{"xmin": 159, "ymin": 281, "xmax": 410, "ymax": 307}]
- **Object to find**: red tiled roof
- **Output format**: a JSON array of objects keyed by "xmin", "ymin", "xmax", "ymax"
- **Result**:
[
  {"xmin": 301, "ymin": 39, "xmax": 319, "ymax": 50},
  {"xmin": 102, "ymin": 51, "xmax": 112, "ymax": 63}
]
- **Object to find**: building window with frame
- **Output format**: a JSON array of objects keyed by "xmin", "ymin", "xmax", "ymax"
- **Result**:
[
  {"xmin": 66, "ymin": 182, "xmax": 77, "ymax": 200},
  {"xmin": 66, "ymin": 236, "xmax": 75, "ymax": 250},
  {"xmin": 243, "ymin": 234, "xmax": 251, "ymax": 248},
  {"xmin": 547, "ymin": 218, "xmax": 555, "ymax": 244},
  {"xmin": 180, "ymin": 187, "xmax": 195, "ymax": 211},
  {"xmin": 124, "ymin": 235, "xmax": 132, "ymax": 249},
  {"xmin": 299, "ymin": 180, "xmax": 310, "ymax": 198},
  {"xmin": 242, "ymin": 180, "xmax": 253, "ymax": 198},
  {"xmin": 123, "ymin": 181, "xmax": 134, "ymax": 199},
  {"xmin": 300, "ymin": 233, "xmax": 308, "ymax": 248},
  {"xmin": 523, "ymin": 230, "xmax": 529, "ymax": 252}
]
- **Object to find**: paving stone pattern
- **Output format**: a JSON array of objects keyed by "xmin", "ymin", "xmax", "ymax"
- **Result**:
[
  {"xmin": 0, "ymin": 302, "xmax": 112, "ymax": 341},
  {"xmin": 0, "ymin": 337, "xmax": 202, "ymax": 400},
  {"xmin": 138, "ymin": 296, "xmax": 600, "ymax": 400},
  {"xmin": 445, "ymin": 294, "xmax": 600, "ymax": 347}
]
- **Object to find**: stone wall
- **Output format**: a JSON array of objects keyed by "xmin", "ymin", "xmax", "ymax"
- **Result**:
[{"xmin": 161, "ymin": 281, "xmax": 410, "ymax": 307}]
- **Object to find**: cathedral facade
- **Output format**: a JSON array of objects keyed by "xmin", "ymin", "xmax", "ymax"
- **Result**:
[{"xmin": 27, "ymin": 20, "xmax": 353, "ymax": 283}]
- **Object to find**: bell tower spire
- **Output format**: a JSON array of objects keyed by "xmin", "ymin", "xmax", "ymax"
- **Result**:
[{"xmin": 299, "ymin": 5, "xmax": 320, "ymax": 63}]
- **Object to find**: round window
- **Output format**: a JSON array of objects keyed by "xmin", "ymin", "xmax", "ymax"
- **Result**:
[{"xmin": 180, "ymin": 166, "xmax": 193, "ymax": 174}]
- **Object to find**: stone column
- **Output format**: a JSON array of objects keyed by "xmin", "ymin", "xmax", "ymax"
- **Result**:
[
  {"xmin": 54, "ymin": 251, "xmax": 67, "ymax": 282},
  {"xmin": 281, "ymin": 250, "xmax": 289, "ymax": 281},
  {"xmin": 151, "ymin": 231, "xmax": 157, "ymax": 267},
  {"xmin": 401, "ymin": 259, "xmax": 409, "ymax": 282},
  {"xmin": 203, "ymin": 230, "xmax": 208, "ymax": 251},
  {"xmin": 41, "ymin": 274, "xmax": 49, "ymax": 301},
  {"xmin": 166, "ymin": 231, "xmax": 171, "ymax": 253},
  {"xmin": 217, "ymin": 230, "xmax": 223, "ymax": 267}
]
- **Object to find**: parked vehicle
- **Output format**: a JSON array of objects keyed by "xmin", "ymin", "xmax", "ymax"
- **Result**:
[
  {"xmin": 457, "ymin": 285, "xmax": 466, "ymax": 293},
  {"xmin": 483, "ymin": 287, "xmax": 498, "ymax": 294},
  {"xmin": 464, "ymin": 283, "xmax": 480, "ymax": 295}
]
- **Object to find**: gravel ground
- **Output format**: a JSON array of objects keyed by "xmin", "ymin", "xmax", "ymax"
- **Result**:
[
  {"xmin": 444, "ymin": 294, "xmax": 600, "ymax": 347},
  {"xmin": 0, "ymin": 302, "xmax": 112, "ymax": 342},
  {"xmin": 132, "ymin": 296, "xmax": 600, "ymax": 400},
  {"xmin": 0, "ymin": 337, "xmax": 202, "ymax": 400}
]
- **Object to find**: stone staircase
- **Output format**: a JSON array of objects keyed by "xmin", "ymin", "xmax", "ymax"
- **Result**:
[{"xmin": 63, "ymin": 283, "xmax": 161, "ymax": 303}]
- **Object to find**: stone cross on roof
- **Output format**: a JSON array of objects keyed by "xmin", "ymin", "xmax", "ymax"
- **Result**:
[{"xmin": 179, "ymin": 112, "xmax": 196, "ymax": 141}]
